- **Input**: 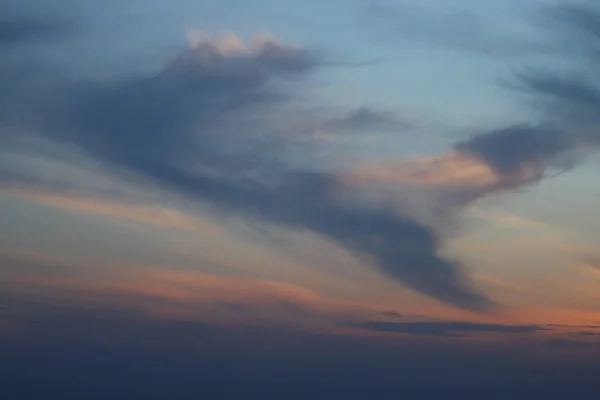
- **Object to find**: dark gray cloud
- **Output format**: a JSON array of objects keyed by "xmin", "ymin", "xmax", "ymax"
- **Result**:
[
  {"xmin": 455, "ymin": 125, "xmax": 572, "ymax": 177},
  {"xmin": 544, "ymin": 339, "xmax": 600, "ymax": 350},
  {"xmin": 582, "ymin": 258, "xmax": 600, "ymax": 272},
  {"xmin": 516, "ymin": 72, "xmax": 600, "ymax": 124},
  {"xmin": 380, "ymin": 311, "xmax": 404, "ymax": 318},
  {"xmin": 577, "ymin": 332, "xmax": 600, "ymax": 337},
  {"xmin": 359, "ymin": 1, "xmax": 600, "ymax": 200},
  {"xmin": 354, "ymin": 321, "xmax": 545, "ymax": 337},
  {"xmin": 362, "ymin": 1, "xmax": 551, "ymax": 58},
  {"xmin": 0, "ymin": 17, "xmax": 74, "ymax": 46},
  {"xmin": 0, "ymin": 34, "xmax": 491, "ymax": 311},
  {"xmin": 451, "ymin": 4, "xmax": 600, "ymax": 187},
  {"xmin": 544, "ymin": 3, "xmax": 600, "ymax": 47},
  {"xmin": 516, "ymin": 4, "xmax": 600, "ymax": 130},
  {"xmin": 546, "ymin": 324, "xmax": 600, "ymax": 329},
  {"xmin": 3, "ymin": 294, "xmax": 600, "ymax": 400},
  {"xmin": 326, "ymin": 107, "xmax": 409, "ymax": 132}
]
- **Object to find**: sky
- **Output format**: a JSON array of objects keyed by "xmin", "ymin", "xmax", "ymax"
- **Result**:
[{"xmin": 1, "ymin": 0, "xmax": 600, "ymax": 398}]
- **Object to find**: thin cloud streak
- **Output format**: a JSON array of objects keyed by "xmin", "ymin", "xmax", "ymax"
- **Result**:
[
  {"xmin": 8, "ymin": 187, "xmax": 227, "ymax": 234},
  {"xmin": 354, "ymin": 321, "xmax": 546, "ymax": 337}
]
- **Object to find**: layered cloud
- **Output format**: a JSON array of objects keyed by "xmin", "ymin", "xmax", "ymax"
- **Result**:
[
  {"xmin": 3, "ymin": 248, "xmax": 599, "ymax": 344},
  {"xmin": 0, "ymin": 250, "xmax": 341, "ymax": 327},
  {"xmin": 8, "ymin": 187, "xmax": 227, "ymax": 234}
]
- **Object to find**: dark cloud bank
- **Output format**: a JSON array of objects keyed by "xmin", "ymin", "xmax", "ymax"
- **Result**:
[
  {"xmin": 354, "ymin": 321, "xmax": 545, "ymax": 337},
  {"xmin": 1, "ymin": 253, "xmax": 598, "ymax": 399},
  {"xmin": 1, "ymin": 299, "xmax": 600, "ymax": 400},
  {"xmin": 3, "ymin": 2, "xmax": 600, "ymax": 315},
  {"xmin": 0, "ymin": 17, "xmax": 74, "ymax": 46}
]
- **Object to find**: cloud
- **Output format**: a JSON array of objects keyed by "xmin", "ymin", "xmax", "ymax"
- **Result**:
[
  {"xmin": 577, "ymin": 332, "xmax": 600, "ymax": 337},
  {"xmin": 380, "ymin": 311, "xmax": 404, "ymax": 318},
  {"xmin": 543, "ymin": 339, "xmax": 600, "ymax": 350},
  {"xmin": 342, "ymin": 124, "xmax": 592, "ymax": 228},
  {"xmin": 2, "ymin": 247, "xmax": 594, "ymax": 344},
  {"xmin": 497, "ymin": 4, "xmax": 600, "ymax": 145},
  {"xmin": 354, "ymin": 321, "xmax": 545, "ymax": 337},
  {"xmin": 331, "ymin": 2, "xmax": 600, "ymax": 311},
  {"xmin": 0, "ymin": 31, "xmax": 494, "ymax": 311},
  {"xmin": 339, "ymin": 147, "xmax": 547, "ymax": 230},
  {"xmin": 516, "ymin": 72, "xmax": 600, "ymax": 124},
  {"xmin": 0, "ymin": 248, "xmax": 378, "ymax": 329},
  {"xmin": 544, "ymin": 3, "xmax": 600, "ymax": 52},
  {"xmin": 573, "ymin": 257, "xmax": 600, "ymax": 279},
  {"xmin": 33, "ymin": 3, "xmax": 600, "ymax": 313},
  {"xmin": 0, "ymin": 17, "xmax": 74, "ymax": 46},
  {"xmin": 455, "ymin": 125, "xmax": 572, "ymax": 179},
  {"xmin": 5, "ymin": 3, "xmax": 593, "ymax": 313},
  {"xmin": 579, "ymin": 258, "xmax": 600, "ymax": 271},
  {"xmin": 344, "ymin": 152, "xmax": 499, "ymax": 188},
  {"xmin": 468, "ymin": 208, "xmax": 546, "ymax": 231},
  {"xmin": 326, "ymin": 107, "xmax": 410, "ymax": 132},
  {"xmin": 347, "ymin": 3, "xmax": 600, "ymax": 208},
  {"xmin": 7, "ymin": 187, "xmax": 227, "ymax": 234},
  {"xmin": 362, "ymin": 1, "xmax": 551, "ymax": 58},
  {"xmin": 587, "ymin": 259, "xmax": 600, "ymax": 272},
  {"xmin": 178, "ymin": 31, "xmax": 317, "ymax": 77},
  {"xmin": 46, "ymin": 34, "xmax": 316, "ymax": 178},
  {"xmin": 356, "ymin": 2, "xmax": 600, "ymax": 206},
  {"xmin": 472, "ymin": 274, "xmax": 534, "ymax": 295}
]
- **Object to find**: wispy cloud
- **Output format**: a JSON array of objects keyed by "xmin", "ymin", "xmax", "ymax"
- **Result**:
[
  {"xmin": 0, "ymin": 249, "xmax": 357, "ymax": 328},
  {"xmin": 362, "ymin": 0, "xmax": 552, "ymax": 58},
  {"xmin": 344, "ymin": 152, "xmax": 500, "ymax": 188},
  {"xmin": 4, "ymin": 247, "xmax": 597, "ymax": 344},
  {"xmin": 353, "ymin": 320, "xmax": 546, "ymax": 337},
  {"xmin": 472, "ymin": 274, "xmax": 535, "ymax": 295},
  {"xmin": 9, "ymin": 187, "xmax": 226, "ymax": 235},
  {"xmin": 467, "ymin": 208, "xmax": 546, "ymax": 231}
]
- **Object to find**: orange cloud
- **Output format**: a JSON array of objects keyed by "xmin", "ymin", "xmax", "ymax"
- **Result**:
[
  {"xmin": 343, "ymin": 151, "xmax": 500, "ymax": 187},
  {"xmin": 467, "ymin": 207, "xmax": 548, "ymax": 231},
  {"xmin": 472, "ymin": 274, "xmax": 535, "ymax": 295},
  {"xmin": 4, "ymin": 247, "xmax": 600, "ymax": 342},
  {"xmin": 0, "ymin": 249, "xmax": 379, "ymax": 329},
  {"xmin": 0, "ymin": 248, "xmax": 503, "ymax": 332},
  {"xmin": 186, "ymin": 31, "xmax": 294, "ymax": 56},
  {"xmin": 339, "ymin": 150, "xmax": 547, "ymax": 203},
  {"xmin": 7, "ymin": 187, "xmax": 227, "ymax": 236}
]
